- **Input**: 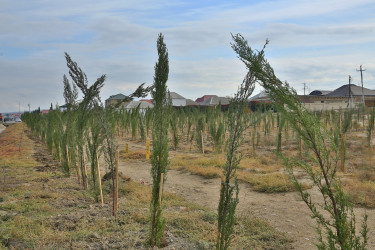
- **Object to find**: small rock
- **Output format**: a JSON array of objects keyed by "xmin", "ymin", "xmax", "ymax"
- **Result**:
[
  {"xmin": 305, "ymin": 238, "xmax": 309, "ymax": 241},
  {"xmin": 91, "ymin": 232, "xmax": 101, "ymax": 239}
]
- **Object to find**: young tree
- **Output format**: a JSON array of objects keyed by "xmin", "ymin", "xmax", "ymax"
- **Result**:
[
  {"xmin": 216, "ymin": 34, "xmax": 258, "ymax": 250},
  {"xmin": 149, "ymin": 33, "xmax": 170, "ymax": 247},
  {"xmin": 64, "ymin": 52, "xmax": 106, "ymax": 189},
  {"xmin": 232, "ymin": 34, "xmax": 368, "ymax": 249}
]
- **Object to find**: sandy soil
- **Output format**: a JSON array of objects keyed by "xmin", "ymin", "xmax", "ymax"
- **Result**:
[{"xmin": 118, "ymin": 140, "xmax": 375, "ymax": 250}]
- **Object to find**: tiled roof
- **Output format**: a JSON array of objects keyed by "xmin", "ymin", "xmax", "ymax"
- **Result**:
[
  {"xmin": 195, "ymin": 95, "xmax": 216, "ymax": 103},
  {"xmin": 186, "ymin": 99, "xmax": 199, "ymax": 106},
  {"xmin": 169, "ymin": 92, "xmax": 185, "ymax": 99},
  {"xmin": 326, "ymin": 84, "xmax": 375, "ymax": 97},
  {"xmin": 124, "ymin": 101, "xmax": 154, "ymax": 109},
  {"xmin": 107, "ymin": 94, "xmax": 126, "ymax": 100}
]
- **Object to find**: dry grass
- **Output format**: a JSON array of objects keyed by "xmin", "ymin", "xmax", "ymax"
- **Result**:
[
  {"xmin": 239, "ymin": 171, "xmax": 297, "ymax": 193},
  {"xmin": 170, "ymin": 154, "xmax": 302, "ymax": 192},
  {"xmin": 0, "ymin": 123, "xmax": 34, "ymax": 161},
  {"xmin": 119, "ymin": 150, "xmax": 148, "ymax": 160},
  {"xmin": 170, "ymin": 154, "xmax": 224, "ymax": 179},
  {"xmin": 239, "ymin": 155, "xmax": 283, "ymax": 173},
  {"xmin": 117, "ymin": 179, "xmax": 292, "ymax": 249},
  {"xmin": 343, "ymin": 178, "xmax": 375, "ymax": 208},
  {"xmin": 0, "ymin": 124, "xmax": 293, "ymax": 249}
]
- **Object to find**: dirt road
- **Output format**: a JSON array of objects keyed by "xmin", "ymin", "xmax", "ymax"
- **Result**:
[{"xmin": 117, "ymin": 142, "xmax": 375, "ymax": 249}]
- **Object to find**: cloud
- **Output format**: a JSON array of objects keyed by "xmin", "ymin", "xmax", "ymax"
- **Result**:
[{"xmin": 1, "ymin": 0, "xmax": 375, "ymax": 111}]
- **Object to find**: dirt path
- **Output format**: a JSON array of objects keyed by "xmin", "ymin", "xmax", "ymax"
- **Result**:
[
  {"xmin": 0, "ymin": 124, "xmax": 5, "ymax": 134},
  {"xmin": 117, "ymin": 141, "xmax": 375, "ymax": 249}
]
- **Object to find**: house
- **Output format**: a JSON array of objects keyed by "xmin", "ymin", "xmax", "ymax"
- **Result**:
[
  {"xmin": 195, "ymin": 95, "xmax": 216, "ymax": 103},
  {"xmin": 169, "ymin": 92, "xmax": 186, "ymax": 107},
  {"xmin": 124, "ymin": 101, "xmax": 154, "ymax": 110},
  {"xmin": 139, "ymin": 99, "xmax": 153, "ymax": 105},
  {"xmin": 195, "ymin": 95, "xmax": 230, "ymax": 107},
  {"xmin": 185, "ymin": 99, "xmax": 199, "ymax": 106},
  {"xmin": 248, "ymin": 90, "xmax": 272, "ymax": 103},
  {"xmin": 326, "ymin": 84, "xmax": 375, "ymax": 97},
  {"xmin": 105, "ymin": 93, "xmax": 128, "ymax": 107},
  {"xmin": 309, "ymin": 90, "xmax": 331, "ymax": 96},
  {"xmin": 168, "ymin": 92, "xmax": 199, "ymax": 107},
  {"xmin": 249, "ymin": 85, "xmax": 375, "ymax": 111},
  {"xmin": 59, "ymin": 104, "xmax": 67, "ymax": 112}
]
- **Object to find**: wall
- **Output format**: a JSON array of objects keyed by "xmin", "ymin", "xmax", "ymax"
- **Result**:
[
  {"xmin": 302, "ymin": 101, "xmax": 362, "ymax": 111},
  {"xmin": 172, "ymin": 99, "xmax": 186, "ymax": 107}
]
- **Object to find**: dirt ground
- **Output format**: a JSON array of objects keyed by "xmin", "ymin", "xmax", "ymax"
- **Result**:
[
  {"xmin": 0, "ymin": 124, "xmax": 5, "ymax": 133},
  {"xmin": 118, "ymin": 140, "xmax": 375, "ymax": 250}
]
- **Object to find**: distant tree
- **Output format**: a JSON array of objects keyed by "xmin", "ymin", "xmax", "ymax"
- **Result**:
[{"xmin": 63, "ymin": 74, "xmax": 78, "ymax": 110}]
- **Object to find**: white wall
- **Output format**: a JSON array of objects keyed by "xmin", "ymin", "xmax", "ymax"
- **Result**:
[
  {"xmin": 172, "ymin": 99, "xmax": 186, "ymax": 107},
  {"xmin": 302, "ymin": 101, "xmax": 361, "ymax": 111}
]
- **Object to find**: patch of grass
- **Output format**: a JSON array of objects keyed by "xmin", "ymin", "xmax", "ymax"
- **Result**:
[
  {"xmin": 171, "ymin": 154, "xmax": 300, "ymax": 192},
  {"xmin": 233, "ymin": 214, "xmax": 293, "ymax": 249},
  {"xmin": 0, "ymin": 215, "xmax": 67, "ymax": 248},
  {"xmin": 239, "ymin": 171, "xmax": 298, "ymax": 193},
  {"xmin": 117, "ymin": 179, "xmax": 293, "ymax": 249},
  {"xmin": 343, "ymin": 179, "xmax": 375, "ymax": 208},
  {"xmin": 238, "ymin": 156, "xmax": 283, "ymax": 173},
  {"xmin": 119, "ymin": 150, "xmax": 148, "ymax": 160},
  {"xmin": 187, "ymin": 165, "xmax": 222, "ymax": 179},
  {"xmin": 170, "ymin": 155, "xmax": 224, "ymax": 178},
  {"xmin": 0, "ymin": 123, "xmax": 294, "ymax": 248}
]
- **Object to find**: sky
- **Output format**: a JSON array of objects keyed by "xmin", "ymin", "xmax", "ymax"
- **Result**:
[{"xmin": 0, "ymin": 0, "xmax": 374, "ymax": 112}]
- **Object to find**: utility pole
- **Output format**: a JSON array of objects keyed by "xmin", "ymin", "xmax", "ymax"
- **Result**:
[
  {"xmin": 348, "ymin": 75, "xmax": 352, "ymax": 109},
  {"xmin": 302, "ymin": 82, "xmax": 307, "ymax": 96},
  {"xmin": 357, "ymin": 65, "xmax": 366, "ymax": 107},
  {"xmin": 28, "ymin": 104, "xmax": 30, "ymax": 113}
]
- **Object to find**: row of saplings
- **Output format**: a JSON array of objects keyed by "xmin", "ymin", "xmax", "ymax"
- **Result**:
[{"xmin": 22, "ymin": 34, "xmax": 368, "ymax": 249}]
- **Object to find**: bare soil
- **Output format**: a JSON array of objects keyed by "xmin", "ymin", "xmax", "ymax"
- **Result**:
[{"xmin": 118, "ymin": 140, "xmax": 375, "ymax": 250}]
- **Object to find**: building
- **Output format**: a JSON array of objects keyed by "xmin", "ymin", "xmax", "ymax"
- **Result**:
[
  {"xmin": 139, "ymin": 99, "xmax": 153, "ymax": 105},
  {"xmin": 309, "ymin": 90, "xmax": 331, "ymax": 96},
  {"xmin": 195, "ymin": 95, "xmax": 216, "ymax": 103},
  {"xmin": 325, "ymin": 84, "xmax": 375, "ymax": 98},
  {"xmin": 195, "ymin": 95, "xmax": 230, "ymax": 107},
  {"xmin": 169, "ymin": 92, "xmax": 199, "ymax": 107},
  {"xmin": 59, "ymin": 104, "xmax": 67, "ymax": 112},
  {"xmin": 105, "ymin": 94, "xmax": 128, "ymax": 107},
  {"xmin": 169, "ymin": 92, "xmax": 186, "ymax": 107},
  {"xmin": 249, "ymin": 84, "xmax": 375, "ymax": 111},
  {"xmin": 124, "ymin": 101, "xmax": 154, "ymax": 110}
]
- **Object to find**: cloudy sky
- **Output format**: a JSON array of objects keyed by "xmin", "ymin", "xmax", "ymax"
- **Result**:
[{"xmin": 1, "ymin": 0, "xmax": 374, "ymax": 112}]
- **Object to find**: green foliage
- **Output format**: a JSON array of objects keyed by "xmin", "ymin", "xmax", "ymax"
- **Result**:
[
  {"xmin": 367, "ymin": 107, "xmax": 375, "ymax": 146},
  {"xmin": 195, "ymin": 116, "xmax": 205, "ymax": 152},
  {"xmin": 216, "ymin": 33, "xmax": 258, "ymax": 250},
  {"xmin": 276, "ymin": 113, "xmax": 285, "ymax": 154},
  {"xmin": 232, "ymin": 33, "xmax": 368, "ymax": 249},
  {"xmin": 170, "ymin": 111, "xmax": 180, "ymax": 150},
  {"xmin": 149, "ymin": 33, "xmax": 170, "ymax": 247},
  {"xmin": 209, "ymin": 120, "xmax": 225, "ymax": 153}
]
